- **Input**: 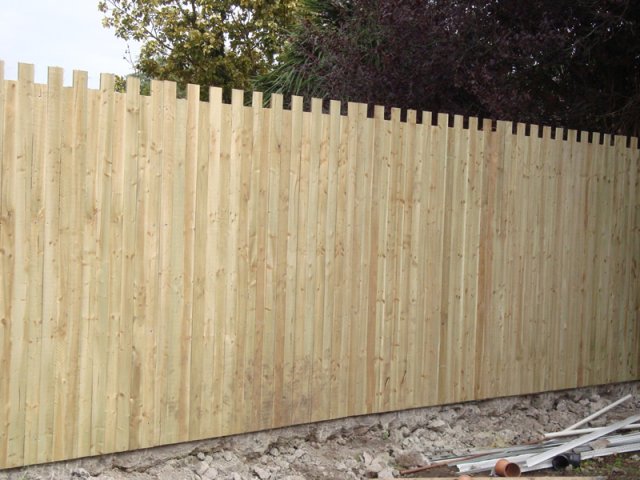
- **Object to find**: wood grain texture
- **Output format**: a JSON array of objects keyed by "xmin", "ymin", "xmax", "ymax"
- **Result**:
[{"xmin": 0, "ymin": 66, "xmax": 638, "ymax": 469}]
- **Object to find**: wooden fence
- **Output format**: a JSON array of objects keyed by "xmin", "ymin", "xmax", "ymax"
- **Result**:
[{"xmin": 0, "ymin": 61, "xmax": 639, "ymax": 469}]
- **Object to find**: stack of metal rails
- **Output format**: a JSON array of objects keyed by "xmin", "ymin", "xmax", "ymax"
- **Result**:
[{"xmin": 400, "ymin": 394, "xmax": 640, "ymax": 477}]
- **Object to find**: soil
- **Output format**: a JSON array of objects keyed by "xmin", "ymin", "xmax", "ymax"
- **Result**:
[{"xmin": 2, "ymin": 382, "xmax": 639, "ymax": 480}]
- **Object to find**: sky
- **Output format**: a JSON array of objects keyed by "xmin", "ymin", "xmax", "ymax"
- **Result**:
[{"xmin": 0, "ymin": 0, "xmax": 140, "ymax": 88}]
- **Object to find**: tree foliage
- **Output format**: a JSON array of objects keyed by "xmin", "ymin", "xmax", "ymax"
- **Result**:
[
  {"xmin": 257, "ymin": 0, "xmax": 640, "ymax": 136},
  {"xmin": 100, "ymin": 0, "xmax": 297, "ymax": 97}
]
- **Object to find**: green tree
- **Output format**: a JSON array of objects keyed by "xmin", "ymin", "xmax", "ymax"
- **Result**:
[
  {"xmin": 259, "ymin": 0, "xmax": 640, "ymax": 136},
  {"xmin": 100, "ymin": 0, "xmax": 298, "ymax": 98}
]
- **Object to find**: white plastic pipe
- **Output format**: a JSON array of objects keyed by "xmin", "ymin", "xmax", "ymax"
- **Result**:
[
  {"xmin": 559, "ymin": 394, "xmax": 632, "ymax": 432},
  {"xmin": 544, "ymin": 423, "xmax": 640, "ymax": 439},
  {"xmin": 526, "ymin": 413, "xmax": 640, "ymax": 467}
]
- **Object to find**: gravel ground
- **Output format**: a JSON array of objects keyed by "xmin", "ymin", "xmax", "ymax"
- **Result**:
[{"xmin": 2, "ymin": 381, "xmax": 639, "ymax": 480}]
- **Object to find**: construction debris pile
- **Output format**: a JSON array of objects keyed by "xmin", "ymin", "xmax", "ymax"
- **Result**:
[
  {"xmin": 401, "ymin": 394, "xmax": 640, "ymax": 477},
  {"xmin": 3, "ymin": 383, "xmax": 638, "ymax": 480}
]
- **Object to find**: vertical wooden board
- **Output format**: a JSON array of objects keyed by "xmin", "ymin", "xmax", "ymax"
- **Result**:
[
  {"xmin": 61, "ymin": 76, "xmax": 84, "ymax": 459},
  {"xmin": 431, "ymin": 114, "xmax": 452, "ymax": 404},
  {"xmin": 489, "ymin": 120, "xmax": 509, "ymax": 396},
  {"xmin": 524, "ymin": 126, "xmax": 543, "ymax": 392},
  {"xmin": 89, "ymin": 73, "xmax": 115, "ymax": 456},
  {"xmin": 615, "ymin": 139, "xmax": 630, "ymax": 379},
  {"xmin": 279, "ymin": 96, "xmax": 300, "ymax": 427},
  {"xmin": 473, "ymin": 119, "xmax": 493, "ymax": 399},
  {"xmin": 156, "ymin": 80, "xmax": 177, "ymax": 444},
  {"xmin": 396, "ymin": 110, "xmax": 416, "ymax": 409},
  {"xmin": 129, "ymin": 92, "xmax": 153, "ymax": 449},
  {"xmin": 509, "ymin": 123, "xmax": 524, "ymax": 395},
  {"xmin": 142, "ymin": 80, "xmax": 164, "ymax": 444},
  {"xmin": 422, "ymin": 114, "xmax": 448, "ymax": 406},
  {"xmin": 292, "ymin": 101, "xmax": 309, "ymax": 426},
  {"xmin": 272, "ymin": 101, "xmax": 291, "ymax": 427},
  {"xmin": 241, "ymin": 99, "xmax": 258, "ymax": 433},
  {"xmin": 341, "ymin": 103, "xmax": 358, "ymax": 416},
  {"xmin": 453, "ymin": 115, "xmax": 471, "ymax": 401},
  {"xmin": 381, "ymin": 108, "xmax": 401, "ymax": 411},
  {"xmin": 371, "ymin": 106, "xmax": 390, "ymax": 412},
  {"xmin": 249, "ymin": 92, "xmax": 266, "ymax": 429},
  {"xmin": 311, "ymin": 102, "xmax": 330, "ymax": 421},
  {"xmin": 530, "ymin": 125, "xmax": 546, "ymax": 391},
  {"xmin": 390, "ymin": 115, "xmax": 407, "ymax": 409},
  {"xmin": 24, "ymin": 78, "xmax": 47, "ymax": 465},
  {"xmin": 325, "ymin": 100, "xmax": 342, "ymax": 419},
  {"xmin": 624, "ymin": 141, "xmax": 639, "ymax": 378},
  {"xmin": 261, "ymin": 94, "xmax": 282, "ymax": 428},
  {"xmin": 437, "ymin": 114, "xmax": 459, "ymax": 404},
  {"xmin": 4, "ymin": 64, "xmax": 32, "ymax": 467},
  {"xmin": 0, "ymin": 75, "xmax": 15, "ymax": 466},
  {"xmin": 254, "ymin": 98, "xmax": 272, "ymax": 431},
  {"xmin": 563, "ymin": 131, "xmax": 580, "ymax": 387},
  {"xmin": 501, "ymin": 121, "xmax": 517, "ymax": 396},
  {"xmin": 220, "ymin": 91, "xmax": 240, "ymax": 434},
  {"xmin": 113, "ymin": 76, "xmax": 140, "ymax": 453},
  {"xmin": 610, "ymin": 136, "xmax": 627, "ymax": 381},
  {"xmin": 205, "ymin": 87, "xmax": 226, "ymax": 436},
  {"xmin": 460, "ymin": 117, "xmax": 482, "ymax": 402},
  {"xmin": 497, "ymin": 121, "xmax": 518, "ymax": 397},
  {"xmin": 358, "ymin": 107, "xmax": 375, "ymax": 414},
  {"xmin": 538, "ymin": 127, "xmax": 555, "ymax": 391},
  {"xmin": 176, "ymin": 85, "xmax": 199, "ymax": 442},
  {"xmin": 596, "ymin": 135, "xmax": 613, "ymax": 383},
  {"xmin": 512, "ymin": 123, "xmax": 528, "ymax": 395},
  {"xmin": 407, "ymin": 113, "xmax": 425, "ymax": 409},
  {"xmin": 547, "ymin": 130, "xmax": 567, "ymax": 390},
  {"xmin": 348, "ymin": 103, "xmax": 366, "ymax": 414},
  {"xmin": 602, "ymin": 136, "xmax": 617, "ymax": 384},
  {"xmin": 14, "ymin": 64, "xmax": 38, "ymax": 467},
  {"xmin": 101, "ymin": 91, "xmax": 126, "ymax": 454},
  {"xmin": 587, "ymin": 135, "xmax": 605, "ymax": 384},
  {"xmin": 0, "ymin": 76, "xmax": 16, "ymax": 466},
  {"xmin": 0, "ymin": 68, "xmax": 4, "ymax": 417},
  {"xmin": 479, "ymin": 121, "xmax": 508, "ymax": 399},
  {"xmin": 560, "ymin": 131, "xmax": 578, "ymax": 388},
  {"xmin": 633, "ymin": 142, "xmax": 640, "ymax": 379},
  {"xmin": 446, "ymin": 115, "xmax": 468, "ymax": 402},
  {"xmin": 571, "ymin": 132, "xmax": 589, "ymax": 386},
  {"xmin": 51, "ymin": 84, "xmax": 72, "ymax": 460},
  {"xmin": 233, "ymin": 101, "xmax": 252, "ymax": 434},
  {"xmin": 167, "ymin": 97, "xmax": 188, "ymax": 441},
  {"xmin": 338, "ymin": 103, "xmax": 357, "ymax": 416},
  {"xmin": 413, "ymin": 113, "xmax": 431, "ymax": 407},
  {"xmin": 621, "ymin": 137, "xmax": 635, "ymax": 381},
  {"xmin": 535, "ymin": 126, "xmax": 554, "ymax": 392},
  {"xmin": 329, "ymin": 109, "xmax": 348, "ymax": 419},
  {"xmin": 79, "ymin": 85, "xmax": 100, "ymax": 457},
  {"xmin": 67, "ymin": 71, "xmax": 89, "ymax": 459},
  {"xmin": 302, "ymin": 101, "xmax": 322, "ymax": 423},
  {"xmin": 189, "ymin": 96, "xmax": 211, "ymax": 440},
  {"xmin": 580, "ymin": 135, "xmax": 598, "ymax": 386}
]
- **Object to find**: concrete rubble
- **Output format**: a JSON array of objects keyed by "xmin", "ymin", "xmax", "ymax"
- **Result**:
[{"xmin": 1, "ymin": 381, "xmax": 638, "ymax": 480}]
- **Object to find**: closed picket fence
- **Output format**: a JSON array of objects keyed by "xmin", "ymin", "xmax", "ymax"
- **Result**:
[{"xmin": 0, "ymin": 61, "xmax": 638, "ymax": 468}]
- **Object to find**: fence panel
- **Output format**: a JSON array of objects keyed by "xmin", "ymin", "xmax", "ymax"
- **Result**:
[{"xmin": 0, "ymin": 62, "xmax": 639, "ymax": 469}]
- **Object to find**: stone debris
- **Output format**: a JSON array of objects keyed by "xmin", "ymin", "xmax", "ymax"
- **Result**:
[{"xmin": 1, "ymin": 382, "xmax": 638, "ymax": 480}]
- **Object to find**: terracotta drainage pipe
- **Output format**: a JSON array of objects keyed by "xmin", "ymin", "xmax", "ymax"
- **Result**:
[{"xmin": 494, "ymin": 458, "xmax": 521, "ymax": 477}]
